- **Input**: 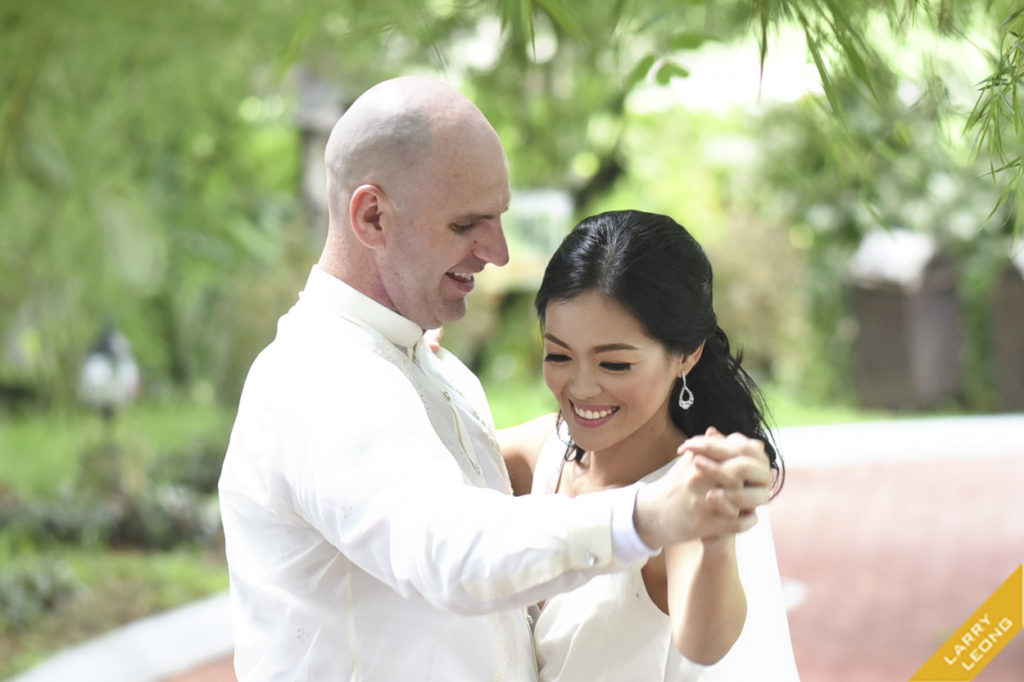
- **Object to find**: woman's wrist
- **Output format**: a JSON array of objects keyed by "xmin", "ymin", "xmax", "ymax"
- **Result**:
[{"xmin": 699, "ymin": 534, "xmax": 736, "ymax": 559}]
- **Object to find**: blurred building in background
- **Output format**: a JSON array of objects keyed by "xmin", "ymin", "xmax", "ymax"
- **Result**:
[{"xmin": 847, "ymin": 229, "xmax": 963, "ymax": 410}]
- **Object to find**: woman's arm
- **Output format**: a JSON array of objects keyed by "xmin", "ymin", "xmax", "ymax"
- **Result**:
[
  {"xmin": 646, "ymin": 428, "xmax": 772, "ymax": 663},
  {"xmin": 640, "ymin": 536, "xmax": 745, "ymax": 664},
  {"xmin": 665, "ymin": 536, "xmax": 746, "ymax": 663},
  {"xmin": 496, "ymin": 412, "xmax": 557, "ymax": 496}
]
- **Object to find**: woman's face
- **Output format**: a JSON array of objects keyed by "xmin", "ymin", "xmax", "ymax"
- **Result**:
[{"xmin": 542, "ymin": 290, "xmax": 685, "ymax": 454}]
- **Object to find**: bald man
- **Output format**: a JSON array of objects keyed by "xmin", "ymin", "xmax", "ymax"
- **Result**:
[{"xmin": 218, "ymin": 77, "xmax": 769, "ymax": 680}]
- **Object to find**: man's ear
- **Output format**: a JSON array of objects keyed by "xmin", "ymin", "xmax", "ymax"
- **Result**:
[{"xmin": 348, "ymin": 184, "xmax": 390, "ymax": 249}]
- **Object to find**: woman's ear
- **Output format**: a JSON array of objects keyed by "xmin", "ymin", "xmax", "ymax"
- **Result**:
[
  {"xmin": 681, "ymin": 340, "xmax": 706, "ymax": 375},
  {"xmin": 348, "ymin": 184, "xmax": 390, "ymax": 249}
]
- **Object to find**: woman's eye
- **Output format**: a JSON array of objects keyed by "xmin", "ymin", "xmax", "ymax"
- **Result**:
[
  {"xmin": 544, "ymin": 353, "xmax": 570, "ymax": 363},
  {"xmin": 601, "ymin": 362, "xmax": 632, "ymax": 372}
]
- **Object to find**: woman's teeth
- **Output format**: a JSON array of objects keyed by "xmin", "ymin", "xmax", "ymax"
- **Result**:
[{"xmin": 573, "ymin": 404, "xmax": 616, "ymax": 420}]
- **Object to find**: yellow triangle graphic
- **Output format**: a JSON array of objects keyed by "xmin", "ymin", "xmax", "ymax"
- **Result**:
[{"xmin": 910, "ymin": 564, "xmax": 1022, "ymax": 681}]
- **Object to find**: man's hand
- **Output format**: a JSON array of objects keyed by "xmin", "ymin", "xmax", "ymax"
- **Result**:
[
  {"xmin": 633, "ymin": 429, "xmax": 771, "ymax": 549},
  {"xmin": 680, "ymin": 427, "xmax": 771, "ymax": 518}
]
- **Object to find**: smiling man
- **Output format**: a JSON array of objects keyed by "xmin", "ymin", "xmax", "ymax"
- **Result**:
[
  {"xmin": 218, "ymin": 77, "xmax": 772, "ymax": 681},
  {"xmin": 317, "ymin": 77, "xmax": 511, "ymax": 330}
]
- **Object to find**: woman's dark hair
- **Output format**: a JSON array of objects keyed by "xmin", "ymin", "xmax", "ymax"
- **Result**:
[{"xmin": 535, "ymin": 210, "xmax": 782, "ymax": 489}]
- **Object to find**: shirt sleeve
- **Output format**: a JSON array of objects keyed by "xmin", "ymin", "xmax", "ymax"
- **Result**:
[
  {"xmin": 611, "ymin": 483, "xmax": 662, "ymax": 562},
  {"xmin": 282, "ymin": 352, "xmax": 642, "ymax": 615}
]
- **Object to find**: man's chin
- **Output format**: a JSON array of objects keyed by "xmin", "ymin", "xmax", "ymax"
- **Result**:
[{"xmin": 438, "ymin": 300, "xmax": 468, "ymax": 326}]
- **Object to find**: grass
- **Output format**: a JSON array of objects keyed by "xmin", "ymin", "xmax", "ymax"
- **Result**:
[
  {"xmin": 763, "ymin": 389, "xmax": 899, "ymax": 428},
  {"xmin": 0, "ymin": 399, "xmax": 234, "ymax": 498},
  {"xmin": 0, "ymin": 546, "xmax": 229, "ymax": 679},
  {"xmin": 0, "ymin": 398, "xmax": 235, "ymax": 679}
]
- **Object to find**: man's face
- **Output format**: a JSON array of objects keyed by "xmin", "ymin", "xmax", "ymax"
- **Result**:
[{"xmin": 378, "ymin": 130, "xmax": 511, "ymax": 330}]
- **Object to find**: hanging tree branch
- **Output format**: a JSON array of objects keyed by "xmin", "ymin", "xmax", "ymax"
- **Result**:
[{"xmin": 965, "ymin": 7, "xmax": 1024, "ymax": 226}]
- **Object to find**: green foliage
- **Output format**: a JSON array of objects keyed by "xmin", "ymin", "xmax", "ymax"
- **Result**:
[
  {"xmin": 0, "ymin": 398, "xmax": 230, "ymax": 555},
  {"xmin": 2, "ymin": 486, "xmax": 222, "ymax": 552},
  {"xmin": 762, "ymin": 387, "xmax": 900, "ymax": 427},
  {"xmin": 3, "ymin": 0, "xmax": 1022, "ymax": 412},
  {"xmin": 487, "ymin": 375, "xmax": 558, "ymax": 429},
  {"xmin": 473, "ymin": 291, "xmax": 544, "ymax": 386},
  {"xmin": 0, "ymin": 559, "xmax": 80, "ymax": 636},
  {"xmin": 739, "ymin": 54, "xmax": 1016, "ymax": 403},
  {"xmin": 0, "ymin": 400, "xmax": 233, "ymax": 498},
  {"xmin": 966, "ymin": 6, "xmax": 1024, "ymax": 223},
  {"xmin": 0, "ymin": 0, "xmax": 316, "ymax": 403},
  {"xmin": 0, "ymin": 547, "xmax": 228, "ymax": 679},
  {"xmin": 0, "ymin": 400, "xmax": 231, "ymax": 676}
]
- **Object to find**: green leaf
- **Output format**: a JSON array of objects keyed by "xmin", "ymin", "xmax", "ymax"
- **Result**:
[
  {"xmin": 667, "ymin": 31, "xmax": 708, "ymax": 51},
  {"xmin": 535, "ymin": 0, "xmax": 588, "ymax": 42},
  {"xmin": 626, "ymin": 53, "xmax": 656, "ymax": 88},
  {"xmin": 655, "ymin": 61, "xmax": 690, "ymax": 85}
]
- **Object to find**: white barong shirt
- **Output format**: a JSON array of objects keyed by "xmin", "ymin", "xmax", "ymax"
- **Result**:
[{"xmin": 219, "ymin": 266, "xmax": 650, "ymax": 681}]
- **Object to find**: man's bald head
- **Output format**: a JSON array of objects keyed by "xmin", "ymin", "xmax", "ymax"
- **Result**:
[
  {"xmin": 318, "ymin": 77, "xmax": 511, "ymax": 328},
  {"xmin": 323, "ymin": 76, "xmax": 503, "ymax": 229}
]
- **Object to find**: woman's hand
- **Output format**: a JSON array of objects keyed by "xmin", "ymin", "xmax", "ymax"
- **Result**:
[
  {"xmin": 678, "ymin": 427, "xmax": 771, "ymax": 520},
  {"xmin": 634, "ymin": 428, "xmax": 771, "ymax": 548}
]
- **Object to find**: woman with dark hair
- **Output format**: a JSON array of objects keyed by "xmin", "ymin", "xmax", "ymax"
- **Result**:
[{"xmin": 502, "ymin": 210, "xmax": 798, "ymax": 680}]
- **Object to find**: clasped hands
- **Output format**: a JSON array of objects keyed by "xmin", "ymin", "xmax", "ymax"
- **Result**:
[{"xmin": 634, "ymin": 427, "xmax": 772, "ymax": 550}]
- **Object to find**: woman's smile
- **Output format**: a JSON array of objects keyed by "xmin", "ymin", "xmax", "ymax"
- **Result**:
[{"xmin": 569, "ymin": 401, "xmax": 619, "ymax": 426}]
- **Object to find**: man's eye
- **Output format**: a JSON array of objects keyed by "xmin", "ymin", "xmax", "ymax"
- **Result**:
[
  {"xmin": 601, "ymin": 362, "xmax": 632, "ymax": 372},
  {"xmin": 544, "ymin": 353, "xmax": 570, "ymax": 363},
  {"xmin": 451, "ymin": 223, "xmax": 474, "ymax": 233}
]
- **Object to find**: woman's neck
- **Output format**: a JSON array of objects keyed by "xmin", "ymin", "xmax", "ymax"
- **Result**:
[{"xmin": 570, "ymin": 415, "xmax": 687, "ymax": 493}]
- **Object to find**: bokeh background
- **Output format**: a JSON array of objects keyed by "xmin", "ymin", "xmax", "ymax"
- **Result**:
[{"xmin": 1, "ymin": 1, "xmax": 1022, "ymax": 679}]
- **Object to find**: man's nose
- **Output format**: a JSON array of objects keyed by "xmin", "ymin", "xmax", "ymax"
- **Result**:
[{"xmin": 475, "ymin": 220, "xmax": 510, "ymax": 267}]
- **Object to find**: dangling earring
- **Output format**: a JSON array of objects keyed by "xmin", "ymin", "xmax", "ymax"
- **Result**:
[{"xmin": 678, "ymin": 371, "xmax": 694, "ymax": 410}]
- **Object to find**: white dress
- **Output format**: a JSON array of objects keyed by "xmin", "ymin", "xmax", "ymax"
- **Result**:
[{"xmin": 531, "ymin": 434, "xmax": 801, "ymax": 681}]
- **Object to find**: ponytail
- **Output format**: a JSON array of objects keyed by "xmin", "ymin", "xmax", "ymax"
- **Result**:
[{"xmin": 671, "ymin": 326, "xmax": 782, "ymax": 493}]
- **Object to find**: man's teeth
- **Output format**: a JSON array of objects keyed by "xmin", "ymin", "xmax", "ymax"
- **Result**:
[
  {"xmin": 573, "ymin": 405, "xmax": 615, "ymax": 420},
  {"xmin": 449, "ymin": 272, "xmax": 473, "ymax": 282}
]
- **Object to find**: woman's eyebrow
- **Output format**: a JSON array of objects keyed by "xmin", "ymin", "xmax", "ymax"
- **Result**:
[
  {"xmin": 544, "ymin": 334, "xmax": 638, "ymax": 353},
  {"xmin": 543, "ymin": 333, "xmax": 569, "ymax": 349},
  {"xmin": 594, "ymin": 343, "xmax": 640, "ymax": 353}
]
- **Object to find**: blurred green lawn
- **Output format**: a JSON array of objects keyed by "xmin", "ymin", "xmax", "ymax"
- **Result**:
[{"xmin": 0, "ymin": 400, "xmax": 234, "ymax": 678}]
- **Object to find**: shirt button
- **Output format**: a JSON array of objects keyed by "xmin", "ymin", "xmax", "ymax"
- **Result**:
[
  {"xmin": 586, "ymin": 552, "xmax": 598, "ymax": 567},
  {"xmin": 442, "ymin": 391, "xmax": 451, "ymax": 401}
]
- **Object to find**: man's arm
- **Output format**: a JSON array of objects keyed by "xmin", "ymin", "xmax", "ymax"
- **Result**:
[
  {"xmin": 496, "ymin": 412, "xmax": 557, "ymax": 496},
  {"xmin": 288, "ymin": 355, "xmax": 768, "ymax": 615}
]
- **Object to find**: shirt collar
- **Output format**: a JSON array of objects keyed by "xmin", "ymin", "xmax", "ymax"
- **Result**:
[{"xmin": 301, "ymin": 265, "xmax": 424, "ymax": 349}]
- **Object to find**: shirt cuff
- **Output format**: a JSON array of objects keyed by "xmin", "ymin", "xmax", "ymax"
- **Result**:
[{"xmin": 610, "ymin": 483, "xmax": 661, "ymax": 563}]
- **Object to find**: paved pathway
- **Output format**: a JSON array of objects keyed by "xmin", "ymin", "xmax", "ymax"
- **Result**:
[
  {"xmin": 772, "ymin": 455, "xmax": 1024, "ymax": 680},
  {"xmin": 12, "ymin": 415, "xmax": 1024, "ymax": 682},
  {"xmin": 769, "ymin": 416, "xmax": 1024, "ymax": 680}
]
